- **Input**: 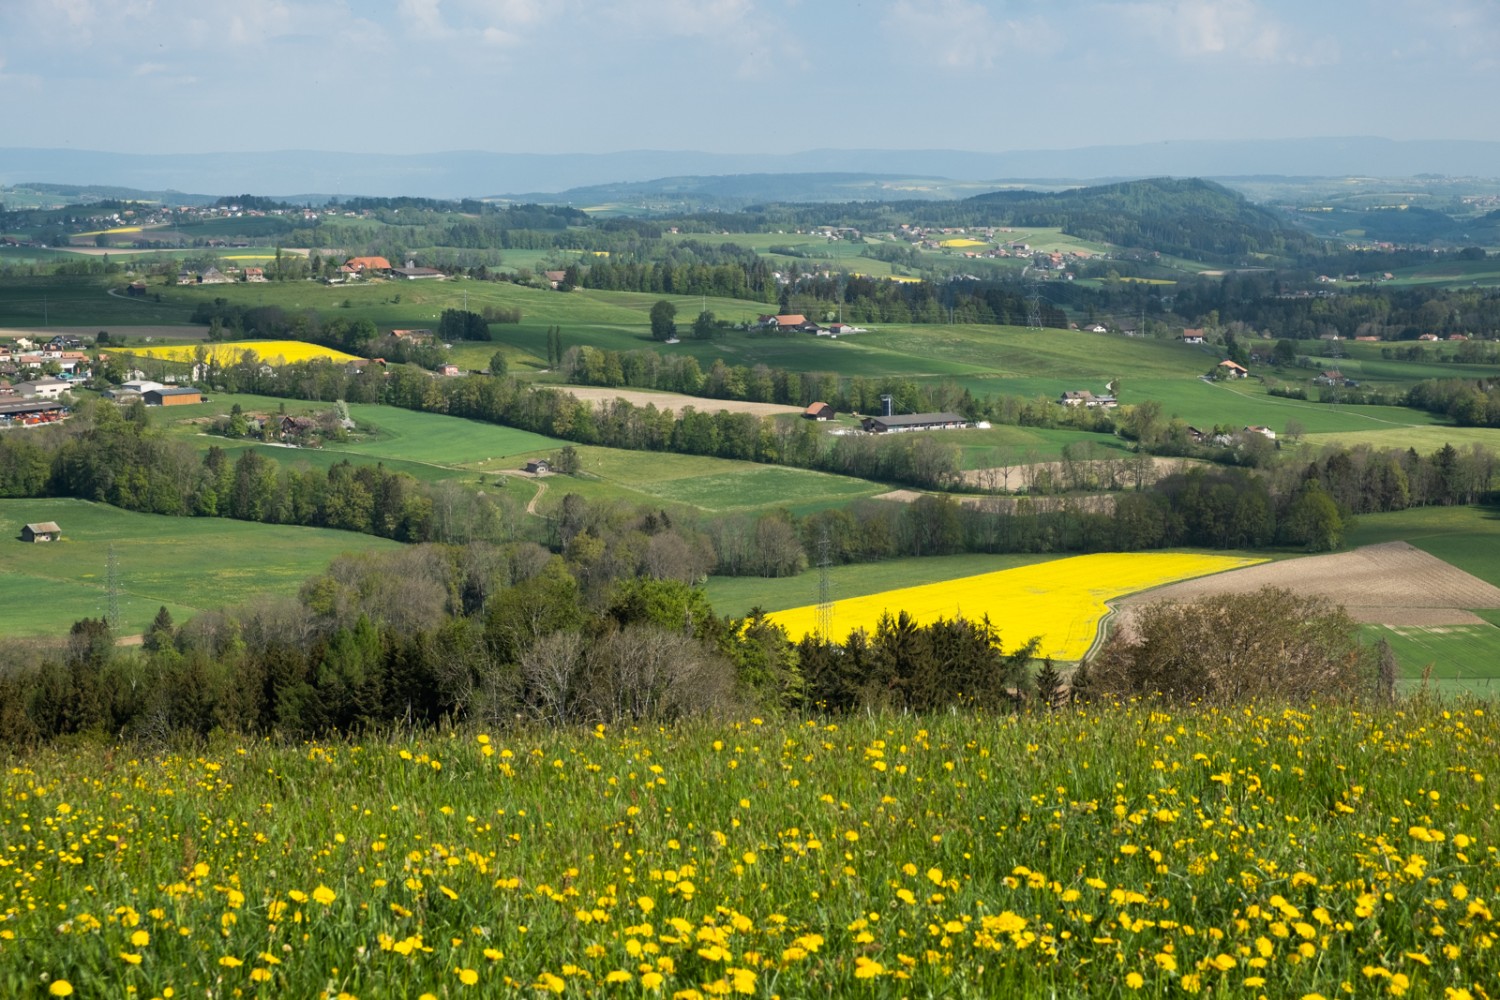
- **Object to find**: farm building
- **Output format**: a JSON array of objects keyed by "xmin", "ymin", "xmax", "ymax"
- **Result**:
[
  {"xmin": 15, "ymin": 377, "xmax": 70, "ymax": 399},
  {"xmin": 1183, "ymin": 328, "xmax": 1206, "ymax": 344},
  {"xmin": 803, "ymin": 402, "xmax": 835, "ymax": 421},
  {"xmin": 860, "ymin": 412, "xmax": 968, "ymax": 434},
  {"xmin": 0, "ymin": 398, "xmax": 67, "ymax": 426},
  {"xmin": 760, "ymin": 314, "xmax": 815, "ymax": 333},
  {"xmin": 1217, "ymin": 360, "xmax": 1249, "ymax": 379},
  {"xmin": 524, "ymin": 459, "xmax": 552, "ymax": 475},
  {"xmin": 21, "ymin": 521, "xmax": 61, "ymax": 543},
  {"xmin": 144, "ymin": 387, "xmax": 202, "ymax": 406},
  {"xmin": 1058, "ymin": 390, "xmax": 1117, "ymax": 408},
  {"xmin": 390, "ymin": 262, "xmax": 445, "ymax": 280}
]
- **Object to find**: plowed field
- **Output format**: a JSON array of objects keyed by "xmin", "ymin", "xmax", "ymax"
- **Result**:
[{"xmin": 1112, "ymin": 541, "xmax": 1500, "ymax": 626}]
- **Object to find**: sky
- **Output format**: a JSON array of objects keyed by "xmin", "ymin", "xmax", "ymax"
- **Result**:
[{"xmin": 2, "ymin": 0, "xmax": 1498, "ymax": 156}]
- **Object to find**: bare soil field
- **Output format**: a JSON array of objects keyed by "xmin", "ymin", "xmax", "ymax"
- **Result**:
[
  {"xmin": 559, "ymin": 386, "xmax": 804, "ymax": 418},
  {"xmin": 875, "ymin": 489, "xmax": 1117, "ymax": 514},
  {"xmin": 1112, "ymin": 541, "xmax": 1500, "ymax": 627},
  {"xmin": 961, "ymin": 456, "xmax": 1196, "ymax": 492}
]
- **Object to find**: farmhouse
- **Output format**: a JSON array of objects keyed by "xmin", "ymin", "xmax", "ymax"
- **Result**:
[
  {"xmin": 1244, "ymin": 425, "xmax": 1277, "ymax": 440},
  {"xmin": 144, "ymin": 387, "xmax": 202, "ymax": 406},
  {"xmin": 762, "ymin": 314, "xmax": 814, "ymax": 333},
  {"xmin": 544, "ymin": 270, "xmax": 568, "ymax": 289},
  {"xmin": 803, "ymin": 402, "xmax": 835, "ymax": 421},
  {"xmin": 21, "ymin": 522, "xmax": 61, "ymax": 543},
  {"xmin": 860, "ymin": 412, "xmax": 968, "ymax": 433},
  {"xmin": 524, "ymin": 459, "xmax": 552, "ymax": 475},
  {"xmin": 1315, "ymin": 370, "xmax": 1346, "ymax": 386},
  {"xmin": 437, "ymin": 364, "xmax": 462, "ymax": 377},
  {"xmin": 1058, "ymin": 390, "xmax": 1118, "ymax": 408},
  {"xmin": 1217, "ymin": 360, "xmax": 1249, "ymax": 379},
  {"xmin": 391, "ymin": 329, "xmax": 434, "ymax": 344},
  {"xmin": 1183, "ymin": 328, "xmax": 1206, "ymax": 344},
  {"xmin": 346, "ymin": 256, "xmax": 392, "ymax": 274}
]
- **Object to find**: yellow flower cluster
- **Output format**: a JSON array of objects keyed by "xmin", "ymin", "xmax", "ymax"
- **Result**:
[{"xmin": 2, "ymin": 704, "xmax": 1496, "ymax": 996}]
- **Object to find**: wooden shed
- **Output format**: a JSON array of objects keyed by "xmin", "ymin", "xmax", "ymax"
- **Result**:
[{"xmin": 21, "ymin": 521, "xmax": 61, "ymax": 543}]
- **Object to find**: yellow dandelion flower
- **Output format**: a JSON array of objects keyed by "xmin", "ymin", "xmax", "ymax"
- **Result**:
[
  {"xmin": 312, "ymin": 885, "xmax": 336, "ymax": 905},
  {"xmin": 130, "ymin": 930, "xmax": 150, "ymax": 947},
  {"xmin": 1125, "ymin": 972, "xmax": 1145, "ymax": 989},
  {"xmin": 854, "ymin": 957, "xmax": 885, "ymax": 979},
  {"xmin": 49, "ymin": 983, "xmax": 74, "ymax": 997},
  {"xmin": 641, "ymin": 972, "xmax": 664, "ymax": 990},
  {"xmin": 119, "ymin": 952, "xmax": 143, "ymax": 965},
  {"xmin": 219, "ymin": 956, "xmax": 243, "ymax": 967},
  {"xmin": 456, "ymin": 967, "xmax": 479, "ymax": 986}
]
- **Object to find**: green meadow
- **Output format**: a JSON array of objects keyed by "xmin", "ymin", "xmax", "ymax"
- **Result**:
[{"xmin": 0, "ymin": 498, "xmax": 402, "ymax": 637}]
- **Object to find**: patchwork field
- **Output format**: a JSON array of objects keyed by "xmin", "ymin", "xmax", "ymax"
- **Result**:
[{"xmin": 769, "ymin": 552, "xmax": 1264, "ymax": 660}]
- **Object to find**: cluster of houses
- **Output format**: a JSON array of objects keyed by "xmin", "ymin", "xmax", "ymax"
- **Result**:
[
  {"xmin": 328, "ymin": 257, "xmax": 445, "ymax": 284},
  {"xmin": 0, "ymin": 337, "xmax": 91, "ymax": 425},
  {"xmin": 754, "ymin": 314, "xmax": 864, "ymax": 337}
]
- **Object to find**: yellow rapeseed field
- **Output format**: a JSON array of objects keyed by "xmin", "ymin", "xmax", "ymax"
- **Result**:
[
  {"xmin": 939, "ymin": 238, "xmax": 989, "ymax": 248},
  {"xmin": 111, "ymin": 340, "xmax": 363, "ymax": 365},
  {"xmin": 76, "ymin": 225, "xmax": 143, "ymax": 237},
  {"xmin": 771, "ymin": 552, "xmax": 1266, "ymax": 659}
]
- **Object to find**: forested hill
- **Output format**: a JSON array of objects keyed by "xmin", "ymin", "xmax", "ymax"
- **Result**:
[
  {"xmin": 963, "ymin": 178, "xmax": 1307, "ymax": 257},
  {"xmin": 682, "ymin": 178, "xmax": 1322, "ymax": 266}
]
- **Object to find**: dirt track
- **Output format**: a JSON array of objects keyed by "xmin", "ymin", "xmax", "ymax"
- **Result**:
[{"xmin": 1112, "ymin": 541, "xmax": 1500, "ymax": 626}]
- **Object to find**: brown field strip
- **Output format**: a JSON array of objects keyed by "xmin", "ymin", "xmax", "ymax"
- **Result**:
[{"xmin": 1112, "ymin": 541, "xmax": 1500, "ymax": 627}]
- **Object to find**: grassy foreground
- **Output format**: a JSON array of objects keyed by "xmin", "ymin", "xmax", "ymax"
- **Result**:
[{"xmin": 3, "ymin": 703, "xmax": 1496, "ymax": 998}]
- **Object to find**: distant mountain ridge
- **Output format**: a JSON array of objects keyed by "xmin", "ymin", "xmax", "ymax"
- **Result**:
[{"xmin": 2, "ymin": 138, "xmax": 1498, "ymax": 201}]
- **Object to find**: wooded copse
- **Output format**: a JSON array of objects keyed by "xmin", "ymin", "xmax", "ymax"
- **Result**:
[{"xmin": 0, "ymin": 547, "xmax": 1050, "ymax": 745}]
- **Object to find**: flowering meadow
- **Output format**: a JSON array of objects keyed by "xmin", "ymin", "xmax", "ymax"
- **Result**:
[
  {"xmin": 3, "ymin": 701, "xmax": 1495, "ymax": 999},
  {"xmin": 771, "ymin": 553, "xmax": 1266, "ymax": 660}
]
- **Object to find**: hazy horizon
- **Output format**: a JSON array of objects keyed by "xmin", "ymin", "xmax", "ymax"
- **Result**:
[{"xmin": 3, "ymin": 1, "xmax": 1496, "ymax": 159}]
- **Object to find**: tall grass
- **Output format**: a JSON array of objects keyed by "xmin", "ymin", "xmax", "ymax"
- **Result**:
[{"xmin": 3, "ymin": 700, "xmax": 1495, "ymax": 997}]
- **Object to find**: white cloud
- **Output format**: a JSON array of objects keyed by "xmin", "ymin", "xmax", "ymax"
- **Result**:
[
  {"xmin": 882, "ymin": 0, "xmax": 1059, "ymax": 71},
  {"xmin": 1115, "ymin": 0, "xmax": 1319, "ymax": 64},
  {"xmin": 399, "ymin": 0, "xmax": 454, "ymax": 38}
]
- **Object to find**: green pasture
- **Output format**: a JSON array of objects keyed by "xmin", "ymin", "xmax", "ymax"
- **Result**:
[
  {"xmin": 703, "ymin": 552, "xmax": 1066, "ymax": 618},
  {"xmin": 148, "ymin": 394, "xmax": 559, "ymax": 482},
  {"xmin": 1303, "ymin": 424, "xmax": 1500, "ymax": 454},
  {"xmin": 0, "ymin": 498, "xmax": 401, "ymax": 638},
  {"xmin": 340, "ymin": 403, "xmax": 562, "ymax": 467},
  {"xmin": 553, "ymin": 447, "xmax": 884, "ymax": 515},
  {"xmin": 1361, "ymin": 623, "xmax": 1500, "ymax": 695},
  {"xmin": 1385, "ymin": 257, "xmax": 1500, "ymax": 287},
  {"xmin": 0, "ymin": 273, "xmax": 195, "ymax": 327}
]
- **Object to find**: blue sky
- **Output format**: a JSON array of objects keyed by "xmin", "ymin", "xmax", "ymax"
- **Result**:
[{"xmin": 3, "ymin": 0, "xmax": 1497, "ymax": 155}]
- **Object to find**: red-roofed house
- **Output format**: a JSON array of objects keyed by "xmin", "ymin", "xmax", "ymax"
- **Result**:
[{"xmin": 346, "ymin": 256, "xmax": 392, "ymax": 274}]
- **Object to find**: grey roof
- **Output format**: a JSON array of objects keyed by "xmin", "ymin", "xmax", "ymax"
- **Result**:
[{"xmin": 866, "ymin": 412, "xmax": 967, "ymax": 428}]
